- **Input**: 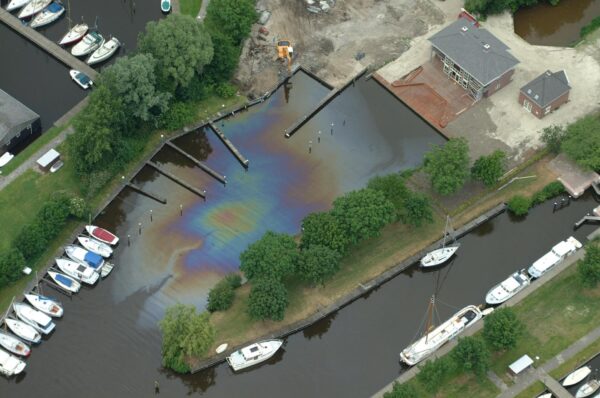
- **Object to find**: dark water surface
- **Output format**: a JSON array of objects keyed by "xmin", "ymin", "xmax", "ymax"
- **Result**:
[{"xmin": 514, "ymin": 0, "xmax": 600, "ymax": 46}]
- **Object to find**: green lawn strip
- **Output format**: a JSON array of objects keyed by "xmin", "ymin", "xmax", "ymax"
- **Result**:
[
  {"xmin": 0, "ymin": 124, "xmax": 69, "ymax": 177},
  {"xmin": 179, "ymin": 0, "xmax": 202, "ymax": 17},
  {"xmin": 514, "ymin": 381, "xmax": 546, "ymax": 398},
  {"xmin": 402, "ymin": 366, "xmax": 499, "ymax": 398},
  {"xmin": 549, "ymin": 336, "xmax": 600, "ymax": 380}
]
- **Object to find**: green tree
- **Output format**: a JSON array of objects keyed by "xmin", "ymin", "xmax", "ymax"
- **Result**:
[
  {"xmin": 206, "ymin": 279, "xmax": 235, "ymax": 312},
  {"xmin": 332, "ymin": 188, "xmax": 396, "ymax": 245},
  {"xmin": 424, "ymin": 138, "xmax": 470, "ymax": 195},
  {"xmin": 159, "ymin": 304, "xmax": 215, "ymax": 373},
  {"xmin": 300, "ymin": 211, "xmax": 349, "ymax": 254},
  {"xmin": 483, "ymin": 307, "xmax": 525, "ymax": 351},
  {"xmin": 0, "ymin": 249, "xmax": 26, "ymax": 288},
  {"xmin": 14, "ymin": 222, "xmax": 48, "ymax": 261},
  {"xmin": 541, "ymin": 125, "xmax": 565, "ymax": 154},
  {"xmin": 383, "ymin": 382, "xmax": 419, "ymax": 398},
  {"xmin": 296, "ymin": 245, "xmax": 342, "ymax": 285},
  {"xmin": 205, "ymin": 0, "xmax": 256, "ymax": 44},
  {"xmin": 100, "ymin": 53, "xmax": 171, "ymax": 124},
  {"xmin": 247, "ymin": 278, "xmax": 288, "ymax": 321},
  {"xmin": 578, "ymin": 243, "xmax": 600, "ymax": 288},
  {"xmin": 417, "ymin": 357, "xmax": 454, "ymax": 394},
  {"xmin": 472, "ymin": 150, "xmax": 507, "ymax": 186},
  {"xmin": 451, "ymin": 336, "xmax": 491, "ymax": 376},
  {"xmin": 240, "ymin": 231, "xmax": 298, "ymax": 280},
  {"xmin": 507, "ymin": 195, "xmax": 531, "ymax": 216},
  {"xmin": 402, "ymin": 191, "xmax": 434, "ymax": 227},
  {"xmin": 204, "ymin": 31, "xmax": 241, "ymax": 83},
  {"xmin": 367, "ymin": 174, "xmax": 410, "ymax": 220},
  {"xmin": 138, "ymin": 14, "xmax": 213, "ymax": 91},
  {"xmin": 562, "ymin": 115, "xmax": 600, "ymax": 171}
]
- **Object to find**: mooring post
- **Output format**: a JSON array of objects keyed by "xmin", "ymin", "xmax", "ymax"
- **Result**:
[
  {"xmin": 139, "ymin": 223, "xmax": 142, "ymax": 235},
  {"xmin": 553, "ymin": 202, "xmax": 558, "ymax": 212},
  {"xmin": 128, "ymin": 234, "xmax": 131, "ymax": 246},
  {"xmin": 150, "ymin": 210, "xmax": 153, "ymax": 222},
  {"xmin": 318, "ymin": 131, "xmax": 321, "ymax": 143},
  {"xmin": 180, "ymin": 204, "xmax": 183, "ymax": 217},
  {"xmin": 330, "ymin": 122, "xmax": 334, "ymax": 135},
  {"xmin": 309, "ymin": 140, "xmax": 312, "ymax": 154}
]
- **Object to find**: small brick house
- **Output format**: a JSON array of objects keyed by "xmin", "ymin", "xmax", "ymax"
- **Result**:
[{"xmin": 519, "ymin": 70, "xmax": 571, "ymax": 119}]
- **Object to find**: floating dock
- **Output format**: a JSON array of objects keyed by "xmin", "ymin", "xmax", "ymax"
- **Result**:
[
  {"xmin": 146, "ymin": 161, "xmax": 206, "ymax": 199},
  {"xmin": 165, "ymin": 141, "xmax": 227, "ymax": 184},
  {"xmin": 208, "ymin": 122, "xmax": 249, "ymax": 168},
  {"xmin": 0, "ymin": 9, "xmax": 98, "ymax": 79},
  {"xmin": 126, "ymin": 183, "xmax": 167, "ymax": 204},
  {"xmin": 574, "ymin": 214, "xmax": 600, "ymax": 229}
]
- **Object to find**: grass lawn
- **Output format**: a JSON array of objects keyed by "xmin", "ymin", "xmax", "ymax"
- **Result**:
[
  {"xmin": 399, "ymin": 367, "xmax": 499, "ymax": 398},
  {"xmin": 180, "ymin": 0, "xmax": 202, "ymax": 17},
  {"xmin": 514, "ymin": 381, "xmax": 546, "ymax": 398},
  {"xmin": 550, "ymin": 336, "xmax": 600, "ymax": 380}
]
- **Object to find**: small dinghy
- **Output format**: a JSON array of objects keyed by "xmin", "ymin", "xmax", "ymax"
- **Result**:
[
  {"xmin": 18, "ymin": 0, "xmax": 50, "ymax": 18},
  {"xmin": 85, "ymin": 225, "xmax": 119, "ymax": 245},
  {"xmin": 77, "ymin": 236, "xmax": 112, "ymax": 258},
  {"xmin": 69, "ymin": 70, "xmax": 93, "ymax": 90},
  {"xmin": 0, "ymin": 152, "xmax": 14, "ymax": 168},
  {"xmin": 48, "ymin": 271, "xmax": 81, "ymax": 293},
  {"xmin": 100, "ymin": 262, "xmax": 114, "ymax": 278},
  {"xmin": 160, "ymin": 0, "xmax": 171, "ymax": 13},
  {"xmin": 485, "ymin": 269, "xmax": 531, "ymax": 305},
  {"xmin": 59, "ymin": 23, "xmax": 88, "ymax": 46},
  {"xmin": 6, "ymin": 0, "xmax": 32, "ymax": 12},
  {"xmin": 71, "ymin": 31, "xmax": 104, "ymax": 57},
  {"xmin": 56, "ymin": 258, "xmax": 99, "ymax": 285},
  {"xmin": 65, "ymin": 245, "xmax": 104, "ymax": 272},
  {"xmin": 537, "ymin": 394, "xmax": 552, "ymax": 398},
  {"xmin": 14, "ymin": 302, "xmax": 55, "ymax": 335},
  {"xmin": 576, "ymin": 380, "xmax": 600, "ymax": 398},
  {"xmin": 0, "ymin": 331, "xmax": 30, "ymax": 357},
  {"xmin": 87, "ymin": 37, "xmax": 120, "ymax": 65},
  {"xmin": 563, "ymin": 366, "xmax": 592, "ymax": 387},
  {"xmin": 25, "ymin": 293, "xmax": 63, "ymax": 318},
  {"xmin": 0, "ymin": 349, "xmax": 26, "ymax": 377},
  {"xmin": 226, "ymin": 340, "xmax": 283, "ymax": 371},
  {"xmin": 29, "ymin": 2, "xmax": 64, "ymax": 29},
  {"xmin": 4, "ymin": 318, "xmax": 41, "ymax": 344}
]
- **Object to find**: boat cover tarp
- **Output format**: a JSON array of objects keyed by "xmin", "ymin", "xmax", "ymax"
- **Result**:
[
  {"xmin": 55, "ymin": 274, "xmax": 72, "ymax": 286},
  {"xmin": 84, "ymin": 252, "xmax": 102, "ymax": 268},
  {"xmin": 47, "ymin": 2, "xmax": 62, "ymax": 12}
]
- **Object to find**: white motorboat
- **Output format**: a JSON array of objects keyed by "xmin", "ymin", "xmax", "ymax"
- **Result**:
[
  {"xmin": 0, "ymin": 331, "xmax": 30, "ymax": 357},
  {"xmin": 528, "ymin": 236, "xmax": 582, "ymax": 279},
  {"xmin": 29, "ymin": 2, "xmax": 64, "ymax": 29},
  {"xmin": 59, "ymin": 23, "xmax": 88, "ymax": 45},
  {"xmin": 160, "ymin": 0, "xmax": 171, "ymax": 13},
  {"xmin": 18, "ymin": 0, "xmax": 50, "ymax": 18},
  {"xmin": 537, "ymin": 393, "xmax": 552, "ymax": 398},
  {"xmin": 77, "ymin": 236, "xmax": 112, "ymax": 258},
  {"xmin": 420, "ymin": 216, "xmax": 460, "ymax": 267},
  {"xmin": 64, "ymin": 245, "xmax": 104, "ymax": 272},
  {"xmin": 85, "ymin": 225, "xmax": 119, "ymax": 245},
  {"xmin": 48, "ymin": 271, "xmax": 81, "ymax": 293},
  {"xmin": 71, "ymin": 31, "xmax": 104, "ymax": 57},
  {"xmin": 87, "ymin": 37, "xmax": 120, "ymax": 65},
  {"xmin": 14, "ymin": 302, "xmax": 55, "ymax": 335},
  {"xmin": 25, "ymin": 293, "xmax": 63, "ymax": 318},
  {"xmin": 0, "ymin": 152, "xmax": 14, "ymax": 168},
  {"xmin": 563, "ymin": 366, "xmax": 592, "ymax": 386},
  {"xmin": 4, "ymin": 318, "xmax": 41, "ymax": 344},
  {"xmin": 576, "ymin": 380, "xmax": 600, "ymax": 398},
  {"xmin": 485, "ymin": 269, "xmax": 531, "ymax": 305},
  {"xmin": 69, "ymin": 70, "xmax": 93, "ymax": 90},
  {"xmin": 0, "ymin": 349, "xmax": 26, "ymax": 377},
  {"xmin": 56, "ymin": 258, "xmax": 99, "ymax": 285},
  {"xmin": 100, "ymin": 262, "xmax": 114, "ymax": 278},
  {"xmin": 226, "ymin": 340, "xmax": 283, "ymax": 371},
  {"xmin": 400, "ymin": 301, "xmax": 483, "ymax": 366},
  {"xmin": 5, "ymin": 0, "xmax": 31, "ymax": 12}
]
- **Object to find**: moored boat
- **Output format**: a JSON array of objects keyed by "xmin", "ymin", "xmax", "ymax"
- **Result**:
[
  {"xmin": 0, "ymin": 349, "xmax": 26, "ymax": 377},
  {"xmin": 13, "ymin": 302, "xmax": 55, "ymax": 335},
  {"xmin": 69, "ymin": 69, "xmax": 93, "ymax": 90},
  {"xmin": 71, "ymin": 31, "xmax": 104, "ymax": 57},
  {"xmin": 59, "ymin": 23, "xmax": 88, "ymax": 45},
  {"xmin": 64, "ymin": 245, "xmax": 104, "ymax": 272},
  {"xmin": 87, "ymin": 37, "xmax": 120, "ymax": 65},
  {"xmin": 528, "ymin": 236, "xmax": 582, "ymax": 279},
  {"xmin": 563, "ymin": 366, "xmax": 592, "ymax": 386},
  {"xmin": 25, "ymin": 293, "xmax": 63, "ymax": 318},
  {"xmin": 420, "ymin": 216, "xmax": 460, "ymax": 268},
  {"xmin": 29, "ymin": 2, "xmax": 64, "ymax": 29},
  {"xmin": 4, "ymin": 318, "xmax": 41, "ymax": 344},
  {"xmin": 537, "ymin": 394, "xmax": 552, "ymax": 398},
  {"xmin": 6, "ymin": 0, "xmax": 32, "ymax": 12},
  {"xmin": 48, "ymin": 271, "xmax": 81, "ymax": 293},
  {"xmin": 160, "ymin": 0, "xmax": 171, "ymax": 13},
  {"xmin": 226, "ymin": 340, "xmax": 283, "ymax": 371},
  {"xmin": 18, "ymin": 0, "xmax": 50, "ymax": 18},
  {"xmin": 56, "ymin": 258, "xmax": 99, "ymax": 285},
  {"xmin": 0, "ymin": 331, "xmax": 30, "ymax": 357},
  {"xmin": 85, "ymin": 225, "xmax": 119, "ymax": 245},
  {"xmin": 576, "ymin": 380, "xmax": 600, "ymax": 398},
  {"xmin": 485, "ymin": 269, "xmax": 530, "ymax": 305},
  {"xmin": 77, "ymin": 236, "xmax": 112, "ymax": 258}
]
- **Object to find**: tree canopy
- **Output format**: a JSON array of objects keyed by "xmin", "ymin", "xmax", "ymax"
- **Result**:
[
  {"xmin": 383, "ymin": 382, "xmax": 419, "ymax": 398},
  {"xmin": 424, "ymin": 138, "xmax": 470, "ymax": 195},
  {"xmin": 296, "ymin": 244, "xmax": 342, "ymax": 285},
  {"xmin": 205, "ymin": 0, "xmax": 256, "ymax": 44},
  {"xmin": 240, "ymin": 231, "xmax": 299, "ymax": 280},
  {"xmin": 451, "ymin": 336, "xmax": 491, "ymax": 376},
  {"xmin": 402, "ymin": 191, "xmax": 434, "ymax": 227},
  {"xmin": 562, "ymin": 115, "xmax": 600, "ymax": 171},
  {"xmin": 471, "ymin": 150, "xmax": 507, "ymax": 187},
  {"xmin": 367, "ymin": 174, "xmax": 410, "ymax": 220},
  {"xmin": 0, "ymin": 249, "xmax": 26, "ymax": 288},
  {"xmin": 578, "ymin": 242, "xmax": 600, "ymax": 288},
  {"xmin": 541, "ymin": 125, "xmax": 565, "ymax": 154},
  {"xmin": 300, "ymin": 211, "xmax": 349, "ymax": 254},
  {"xmin": 483, "ymin": 307, "xmax": 525, "ymax": 351},
  {"xmin": 247, "ymin": 278, "xmax": 289, "ymax": 321},
  {"xmin": 203, "ymin": 30, "xmax": 241, "ymax": 83}
]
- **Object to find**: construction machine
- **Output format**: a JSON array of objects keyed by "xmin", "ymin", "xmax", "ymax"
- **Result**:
[{"xmin": 276, "ymin": 40, "xmax": 294, "ymax": 77}]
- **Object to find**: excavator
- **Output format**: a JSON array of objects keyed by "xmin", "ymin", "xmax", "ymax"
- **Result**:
[{"xmin": 276, "ymin": 40, "xmax": 294, "ymax": 77}]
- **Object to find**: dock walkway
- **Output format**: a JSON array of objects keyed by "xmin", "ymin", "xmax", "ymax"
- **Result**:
[
  {"xmin": 146, "ymin": 161, "xmax": 206, "ymax": 199},
  {"xmin": 0, "ymin": 9, "xmax": 97, "ymax": 79},
  {"xmin": 208, "ymin": 122, "xmax": 249, "ymax": 168},
  {"xmin": 165, "ymin": 141, "xmax": 227, "ymax": 184}
]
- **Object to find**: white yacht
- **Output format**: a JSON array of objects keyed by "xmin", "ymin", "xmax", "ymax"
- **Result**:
[
  {"xmin": 485, "ymin": 269, "xmax": 530, "ymax": 305},
  {"xmin": 48, "ymin": 271, "xmax": 81, "ymax": 293},
  {"xmin": 528, "ymin": 236, "xmax": 582, "ymax": 279},
  {"xmin": 25, "ymin": 293, "xmax": 63, "ymax": 318},
  {"xmin": 29, "ymin": 2, "xmax": 64, "ymax": 29},
  {"xmin": 226, "ymin": 340, "xmax": 283, "ymax": 371},
  {"xmin": 59, "ymin": 23, "xmax": 88, "ymax": 46},
  {"xmin": 563, "ymin": 366, "xmax": 591, "ymax": 387},
  {"xmin": 56, "ymin": 258, "xmax": 99, "ymax": 285},
  {"xmin": 6, "ymin": 0, "xmax": 31, "ymax": 12},
  {"xmin": 77, "ymin": 236, "xmax": 112, "ymax": 258},
  {"xmin": 87, "ymin": 37, "xmax": 120, "ymax": 65},
  {"xmin": 13, "ymin": 302, "xmax": 55, "ymax": 335},
  {"xmin": 576, "ymin": 380, "xmax": 600, "ymax": 398},
  {"xmin": 400, "ymin": 301, "xmax": 483, "ymax": 366},
  {"xmin": 0, "ymin": 330, "xmax": 30, "ymax": 357},
  {"xmin": 64, "ymin": 245, "xmax": 104, "ymax": 272},
  {"xmin": 18, "ymin": 0, "xmax": 50, "ymax": 18},
  {"xmin": 0, "ymin": 349, "xmax": 26, "ymax": 377},
  {"xmin": 71, "ymin": 31, "xmax": 104, "ymax": 57},
  {"xmin": 4, "ymin": 318, "xmax": 41, "ymax": 344}
]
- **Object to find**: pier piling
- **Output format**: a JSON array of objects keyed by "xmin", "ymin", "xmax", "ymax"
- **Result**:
[
  {"xmin": 146, "ymin": 161, "xmax": 206, "ymax": 199},
  {"xmin": 208, "ymin": 122, "xmax": 249, "ymax": 168},
  {"xmin": 165, "ymin": 141, "xmax": 227, "ymax": 184},
  {"xmin": 126, "ymin": 183, "xmax": 167, "ymax": 204}
]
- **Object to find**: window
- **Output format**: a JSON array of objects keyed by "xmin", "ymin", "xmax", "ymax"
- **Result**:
[{"xmin": 545, "ymin": 106, "xmax": 551, "ymax": 114}]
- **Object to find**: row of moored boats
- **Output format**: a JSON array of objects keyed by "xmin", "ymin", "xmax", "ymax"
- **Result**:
[
  {"xmin": 536, "ymin": 365, "xmax": 600, "ymax": 398},
  {"xmin": 0, "ymin": 225, "xmax": 119, "ymax": 377}
]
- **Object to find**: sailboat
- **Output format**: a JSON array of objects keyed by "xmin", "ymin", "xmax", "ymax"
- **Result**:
[
  {"xmin": 29, "ymin": 2, "xmax": 65, "ymax": 29},
  {"xmin": 6, "ymin": 0, "xmax": 32, "ymax": 12},
  {"xmin": 18, "ymin": 0, "xmax": 51, "ymax": 18},
  {"xmin": 399, "ymin": 295, "xmax": 483, "ymax": 366},
  {"xmin": 59, "ymin": 23, "xmax": 88, "ymax": 46},
  {"xmin": 420, "ymin": 216, "xmax": 460, "ymax": 268}
]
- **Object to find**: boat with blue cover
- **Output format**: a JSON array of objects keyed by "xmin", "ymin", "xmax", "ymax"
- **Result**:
[
  {"xmin": 64, "ymin": 245, "xmax": 104, "ymax": 272},
  {"xmin": 48, "ymin": 271, "xmax": 81, "ymax": 293},
  {"xmin": 161, "ymin": 0, "xmax": 171, "ymax": 13},
  {"xmin": 29, "ymin": 2, "xmax": 64, "ymax": 29}
]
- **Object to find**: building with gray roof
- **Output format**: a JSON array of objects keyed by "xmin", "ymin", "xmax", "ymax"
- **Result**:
[
  {"xmin": 519, "ymin": 70, "xmax": 570, "ymax": 119},
  {"xmin": 0, "ymin": 88, "xmax": 40, "ymax": 155},
  {"xmin": 428, "ymin": 17, "xmax": 519, "ymax": 100}
]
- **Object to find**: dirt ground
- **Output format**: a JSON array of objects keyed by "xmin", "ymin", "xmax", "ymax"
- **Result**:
[{"xmin": 235, "ymin": 0, "xmax": 445, "ymax": 97}]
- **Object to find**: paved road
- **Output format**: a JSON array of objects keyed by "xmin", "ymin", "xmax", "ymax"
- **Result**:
[{"xmin": 197, "ymin": 0, "xmax": 209, "ymax": 20}]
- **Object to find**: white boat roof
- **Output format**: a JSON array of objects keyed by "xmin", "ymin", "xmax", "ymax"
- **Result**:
[
  {"xmin": 241, "ymin": 344, "xmax": 261, "ymax": 358},
  {"xmin": 36, "ymin": 148, "xmax": 60, "ymax": 167},
  {"xmin": 530, "ymin": 251, "xmax": 560, "ymax": 274},
  {"xmin": 509, "ymin": 354, "xmax": 533, "ymax": 374},
  {"xmin": 552, "ymin": 240, "xmax": 575, "ymax": 256},
  {"xmin": 500, "ymin": 277, "xmax": 520, "ymax": 292}
]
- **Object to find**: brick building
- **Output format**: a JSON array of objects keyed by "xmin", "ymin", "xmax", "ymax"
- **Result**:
[{"xmin": 519, "ymin": 70, "xmax": 571, "ymax": 119}]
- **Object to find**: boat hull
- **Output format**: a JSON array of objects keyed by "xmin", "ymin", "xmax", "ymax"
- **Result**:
[
  {"xmin": 71, "ymin": 35, "xmax": 104, "ymax": 57},
  {"xmin": 563, "ymin": 366, "xmax": 592, "ymax": 387},
  {"xmin": 59, "ymin": 24, "xmax": 88, "ymax": 46},
  {"xmin": 0, "ymin": 349, "xmax": 26, "ymax": 377},
  {"xmin": 6, "ymin": 0, "xmax": 31, "ymax": 12},
  {"xmin": 0, "ymin": 332, "xmax": 30, "ymax": 357},
  {"xmin": 48, "ymin": 271, "xmax": 81, "ymax": 293},
  {"xmin": 485, "ymin": 270, "xmax": 530, "ymax": 305},
  {"xmin": 14, "ymin": 303, "xmax": 55, "ymax": 335},
  {"xmin": 25, "ymin": 294, "xmax": 63, "ymax": 318},
  {"xmin": 18, "ymin": 0, "xmax": 51, "ymax": 18},
  {"xmin": 30, "ymin": 4, "xmax": 64, "ymax": 29},
  {"xmin": 4, "ymin": 319, "xmax": 41, "ymax": 344},
  {"xmin": 86, "ymin": 225, "xmax": 119, "ymax": 245},
  {"xmin": 87, "ymin": 38, "xmax": 120, "ymax": 65},
  {"xmin": 56, "ymin": 258, "xmax": 99, "ymax": 285},
  {"xmin": 420, "ymin": 244, "xmax": 460, "ymax": 268},
  {"xmin": 226, "ymin": 340, "xmax": 283, "ymax": 371},
  {"xmin": 576, "ymin": 380, "xmax": 600, "ymax": 398}
]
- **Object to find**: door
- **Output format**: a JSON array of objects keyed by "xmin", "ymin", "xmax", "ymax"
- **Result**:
[{"xmin": 523, "ymin": 99, "xmax": 532, "ymax": 113}]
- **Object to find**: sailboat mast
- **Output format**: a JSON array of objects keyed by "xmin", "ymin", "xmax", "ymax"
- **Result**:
[{"xmin": 425, "ymin": 294, "xmax": 435, "ymax": 344}]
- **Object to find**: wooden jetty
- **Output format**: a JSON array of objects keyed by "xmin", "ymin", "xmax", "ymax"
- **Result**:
[
  {"xmin": 208, "ymin": 122, "xmax": 249, "ymax": 168},
  {"xmin": 165, "ymin": 141, "xmax": 227, "ymax": 184},
  {"xmin": 126, "ymin": 183, "xmax": 167, "ymax": 204},
  {"xmin": 146, "ymin": 161, "xmax": 206, "ymax": 199},
  {"xmin": 575, "ymin": 214, "xmax": 600, "ymax": 229},
  {"xmin": 0, "ymin": 9, "xmax": 97, "ymax": 79}
]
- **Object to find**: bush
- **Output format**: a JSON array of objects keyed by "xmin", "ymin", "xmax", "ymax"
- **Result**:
[
  {"xmin": 507, "ymin": 195, "xmax": 531, "ymax": 216},
  {"xmin": 247, "ymin": 278, "xmax": 289, "ymax": 321},
  {"xmin": 205, "ymin": 0, "xmax": 256, "ymax": 44},
  {"xmin": 158, "ymin": 101, "xmax": 198, "ymax": 131},
  {"xmin": 367, "ymin": 174, "xmax": 410, "ymax": 220},
  {"xmin": 402, "ymin": 191, "xmax": 434, "ymax": 227},
  {"xmin": 296, "ymin": 245, "xmax": 342, "ymax": 285},
  {"xmin": 541, "ymin": 125, "xmax": 565, "ymax": 154},
  {"xmin": 581, "ymin": 16, "xmax": 600, "ymax": 38},
  {"xmin": 240, "ymin": 231, "xmax": 298, "ymax": 281},
  {"xmin": 578, "ymin": 243, "xmax": 600, "ymax": 288},
  {"xmin": 471, "ymin": 150, "xmax": 507, "ymax": 186},
  {"xmin": 562, "ymin": 115, "xmax": 600, "ymax": 171},
  {"xmin": 531, "ymin": 181, "xmax": 565, "ymax": 205},
  {"xmin": 300, "ymin": 211, "xmax": 349, "ymax": 254},
  {"xmin": 206, "ymin": 280, "xmax": 235, "ymax": 312},
  {"xmin": 383, "ymin": 382, "xmax": 419, "ymax": 398},
  {"xmin": 69, "ymin": 197, "xmax": 88, "ymax": 219},
  {"xmin": 216, "ymin": 82, "xmax": 237, "ymax": 99},
  {"xmin": 483, "ymin": 307, "xmax": 525, "ymax": 351},
  {"xmin": 224, "ymin": 273, "xmax": 242, "ymax": 289},
  {"xmin": 204, "ymin": 31, "xmax": 241, "ymax": 83},
  {"xmin": 451, "ymin": 336, "xmax": 490, "ymax": 376},
  {"xmin": 424, "ymin": 138, "xmax": 470, "ymax": 195},
  {"xmin": 417, "ymin": 356, "xmax": 454, "ymax": 393},
  {"xmin": 0, "ymin": 249, "xmax": 26, "ymax": 288}
]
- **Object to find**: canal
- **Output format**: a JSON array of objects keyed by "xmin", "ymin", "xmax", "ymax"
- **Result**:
[{"xmin": 514, "ymin": 0, "xmax": 600, "ymax": 46}]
